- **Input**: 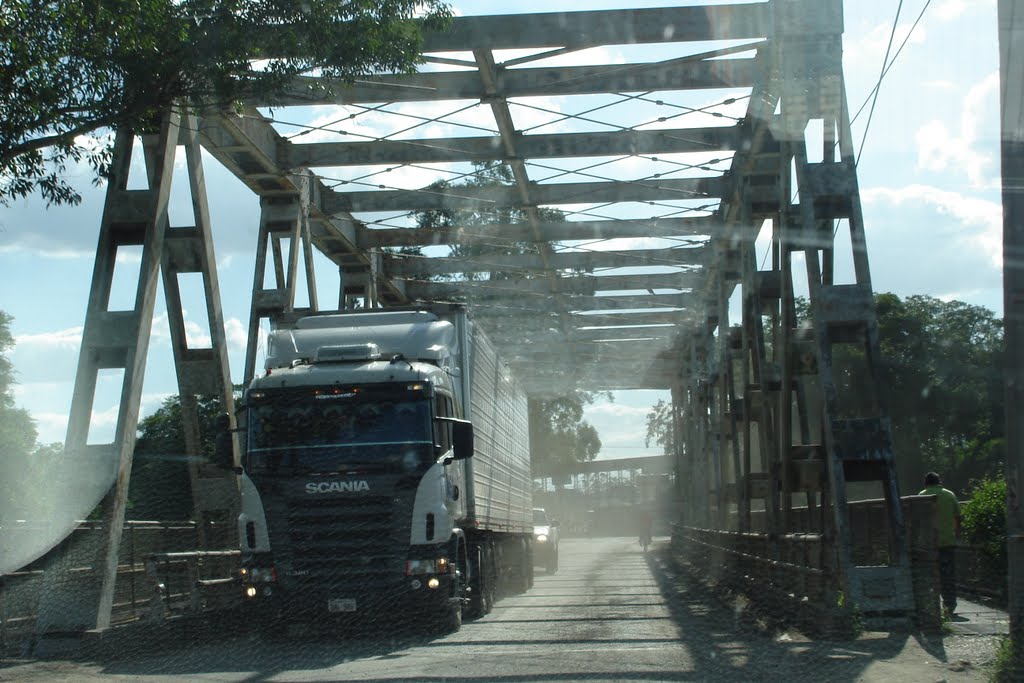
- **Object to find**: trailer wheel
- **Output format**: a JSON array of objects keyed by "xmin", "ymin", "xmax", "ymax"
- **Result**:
[
  {"xmin": 513, "ymin": 539, "xmax": 531, "ymax": 593},
  {"xmin": 546, "ymin": 548, "xmax": 558, "ymax": 574},
  {"xmin": 526, "ymin": 542, "xmax": 535, "ymax": 589},
  {"xmin": 483, "ymin": 542, "xmax": 496, "ymax": 612}
]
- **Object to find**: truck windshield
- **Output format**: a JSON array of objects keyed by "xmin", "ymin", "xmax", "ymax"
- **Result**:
[{"xmin": 246, "ymin": 393, "xmax": 433, "ymax": 473}]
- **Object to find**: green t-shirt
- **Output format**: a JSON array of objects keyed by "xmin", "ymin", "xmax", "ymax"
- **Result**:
[{"xmin": 919, "ymin": 485, "xmax": 961, "ymax": 547}]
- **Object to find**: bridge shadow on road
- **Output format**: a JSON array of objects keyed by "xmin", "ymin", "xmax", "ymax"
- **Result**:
[{"xmin": 641, "ymin": 543, "xmax": 953, "ymax": 682}]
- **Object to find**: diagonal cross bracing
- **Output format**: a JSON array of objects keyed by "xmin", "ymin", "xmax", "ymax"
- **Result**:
[{"xmin": 195, "ymin": 2, "xmax": 777, "ymax": 394}]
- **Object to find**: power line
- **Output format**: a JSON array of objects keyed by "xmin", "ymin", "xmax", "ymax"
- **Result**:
[{"xmin": 854, "ymin": 0, "xmax": 934, "ymax": 166}]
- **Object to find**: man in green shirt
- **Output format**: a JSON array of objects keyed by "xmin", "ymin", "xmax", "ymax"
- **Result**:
[{"xmin": 919, "ymin": 472, "xmax": 962, "ymax": 615}]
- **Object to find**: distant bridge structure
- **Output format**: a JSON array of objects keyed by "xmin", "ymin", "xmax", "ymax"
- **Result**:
[{"xmin": 28, "ymin": 0, "xmax": 917, "ymax": 635}]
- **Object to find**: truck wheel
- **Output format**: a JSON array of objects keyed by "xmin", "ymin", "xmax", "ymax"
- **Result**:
[
  {"xmin": 546, "ymin": 549, "xmax": 558, "ymax": 574},
  {"xmin": 439, "ymin": 536, "xmax": 466, "ymax": 633},
  {"xmin": 483, "ymin": 542, "xmax": 496, "ymax": 612},
  {"xmin": 515, "ymin": 541, "xmax": 532, "ymax": 593},
  {"xmin": 468, "ymin": 545, "xmax": 489, "ymax": 619},
  {"xmin": 440, "ymin": 598, "xmax": 463, "ymax": 633}
]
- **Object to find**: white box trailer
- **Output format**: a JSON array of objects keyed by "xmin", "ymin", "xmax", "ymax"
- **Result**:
[{"xmin": 233, "ymin": 305, "xmax": 533, "ymax": 632}]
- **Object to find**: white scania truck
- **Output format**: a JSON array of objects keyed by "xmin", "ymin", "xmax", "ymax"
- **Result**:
[{"xmin": 234, "ymin": 305, "xmax": 533, "ymax": 632}]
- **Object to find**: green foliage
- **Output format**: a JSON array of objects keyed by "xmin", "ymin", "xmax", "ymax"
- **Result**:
[
  {"xmin": 991, "ymin": 636, "xmax": 1015, "ymax": 683},
  {"xmin": 1, "ymin": 0, "xmax": 451, "ymax": 206},
  {"xmin": 645, "ymin": 399, "xmax": 673, "ymax": 457},
  {"xmin": 410, "ymin": 161, "xmax": 567, "ymax": 282},
  {"xmin": 647, "ymin": 293, "xmax": 1005, "ymax": 494},
  {"xmin": 528, "ymin": 393, "xmax": 605, "ymax": 477},
  {"xmin": 0, "ymin": 311, "xmax": 55, "ymax": 520},
  {"xmin": 872, "ymin": 294, "xmax": 1004, "ymax": 492},
  {"xmin": 0, "ymin": 311, "xmax": 39, "ymax": 470},
  {"xmin": 127, "ymin": 393, "xmax": 229, "ymax": 520},
  {"xmin": 961, "ymin": 477, "xmax": 1007, "ymax": 566}
]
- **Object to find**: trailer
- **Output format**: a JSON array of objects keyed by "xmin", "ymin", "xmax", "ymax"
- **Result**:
[{"xmin": 233, "ymin": 305, "xmax": 533, "ymax": 632}]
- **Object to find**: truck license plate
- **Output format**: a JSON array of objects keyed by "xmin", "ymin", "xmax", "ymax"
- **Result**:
[{"xmin": 328, "ymin": 598, "xmax": 356, "ymax": 613}]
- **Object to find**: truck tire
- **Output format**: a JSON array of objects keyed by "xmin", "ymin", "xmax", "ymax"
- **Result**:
[
  {"xmin": 440, "ymin": 598, "xmax": 463, "ymax": 633},
  {"xmin": 485, "ymin": 542, "xmax": 497, "ymax": 611},
  {"xmin": 546, "ymin": 548, "xmax": 558, "ymax": 574},
  {"xmin": 468, "ymin": 544, "xmax": 490, "ymax": 619},
  {"xmin": 442, "ymin": 536, "xmax": 467, "ymax": 633},
  {"xmin": 514, "ymin": 540, "xmax": 531, "ymax": 593}
]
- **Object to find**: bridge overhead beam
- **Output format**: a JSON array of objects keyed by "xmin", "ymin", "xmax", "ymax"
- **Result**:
[
  {"xmin": 384, "ymin": 246, "xmax": 706, "ymax": 277},
  {"xmin": 250, "ymin": 5, "xmax": 770, "ymax": 58},
  {"xmin": 324, "ymin": 176, "xmax": 728, "ymax": 215},
  {"xmin": 287, "ymin": 126, "xmax": 741, "ymax": 168},
  {"xmin": 453, "ymin": 292, "xmax": 689, "ymax": 314},
  {"xmin": 261, "ymin": 58, "xmax": 759, "ymax": 106},
  {"xmin": 403, "ymin": 271, "xmax": 702, "ymax": 299},
  {"xmin": 358, "ymin": 217, "xmax": 718, "ymax": 248}
]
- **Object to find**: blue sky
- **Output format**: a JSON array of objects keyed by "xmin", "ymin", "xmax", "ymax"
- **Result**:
[{"xmin": 0, "ymin": 0, "xmax": 1003, "ymax": 458}]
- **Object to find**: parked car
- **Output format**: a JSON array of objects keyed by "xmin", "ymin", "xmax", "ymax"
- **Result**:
[{"xmin": 533, "ymin": 508, "xmax": 559, "ymax": 573}]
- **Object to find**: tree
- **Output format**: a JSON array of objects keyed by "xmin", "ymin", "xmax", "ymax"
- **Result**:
[
  {"xmin": 644, "ymin": 399, "xmax": 673, "ymax": 457},
  {"xmin": 960, "ymin": 477, "xmax": 1007, "ymax": 569},
  {"xmin": 644, "ymin": 293, "xmax": 1005, "ymax": 494},
  {"xmin": 872, "ymin": 294, "xmax": 1004, "ymax": 492},
  {"xmin": 528, "ymin": 393, "xmax": 603, "ymax": 477},
  {"xmin": 128, "ymin": 393, "xmax": 231, "ymax": 519},
  {"xmin": 0, "ymin": 311, "xmax": 50, "ymax": 520},
  {"xmin": 0, "ymin": 311, "xmax": 38, "ymax": 464},
  {"xmin": 1, "ymin": 0, "xmax": 451, "ymax": 206},
  {"xmin": 408, "ymin": 161, "xmax": 566, "ymax": 283}
]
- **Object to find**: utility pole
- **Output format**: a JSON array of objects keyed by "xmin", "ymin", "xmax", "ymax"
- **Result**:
[{"xmin": 999, "ymin": 1, "xmax": 1024, "ymax": 678}]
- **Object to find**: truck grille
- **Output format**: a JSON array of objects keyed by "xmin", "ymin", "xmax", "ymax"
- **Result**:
[{"xmin": 266, "ymin": 489, "xmax": 416, "ymax": 591}]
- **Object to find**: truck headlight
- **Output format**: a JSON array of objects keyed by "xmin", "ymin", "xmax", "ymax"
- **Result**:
[
  {"xmin": 242, "ymin": 566, "xmax": 276, "ymax": 583},
  {"xmin": 536, "ymin": 534, "xmax": 548, "ymax": 543},
  {"xmin": 406, "ymin": 558, "xmax": 449, "ymax": 575}
]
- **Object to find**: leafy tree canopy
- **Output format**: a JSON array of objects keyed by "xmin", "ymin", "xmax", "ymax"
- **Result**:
[
  {"xmin": 128, "ymin": 392, "xmax": 232, "ymax": 519},
  {"xmin": 645, "ymin": 398, "xmax": 672, "ymax": 457},
  {"xmin": 0, "ymin": 311, "xmax": 38, "ymax": 458},
  {"xmin": 644, "ymin": 293, "xmax": 1005, "ymax": 493},
  {"xmin": 408, "ymin": 161, "xmax": 569, "ymax": 282},
  {"xmin": 872, "ymin": 294, "xmax": 1003, "ymax": 491},
  {"xmin": 529, "ymin": 393, "xmax": 605, "ymax": 478},
  {"xmin": 1, "ymin": 0, "xmax": 451, "ymax": 206}
]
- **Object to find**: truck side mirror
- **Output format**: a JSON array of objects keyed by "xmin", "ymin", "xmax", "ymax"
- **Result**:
[{"xmin": 451, "ymin": 420, "xmax": 474, "ymax": 460}]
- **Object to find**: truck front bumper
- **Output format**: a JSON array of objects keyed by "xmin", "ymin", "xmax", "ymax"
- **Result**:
[{"xmin": 241, "ymin": 572, "xmax": 457, "ymax": 623}]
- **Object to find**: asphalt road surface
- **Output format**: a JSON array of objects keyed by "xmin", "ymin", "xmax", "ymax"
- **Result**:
[{"xmin": 0, "ymin": 537, "xmax": 997, "ymax": 682}]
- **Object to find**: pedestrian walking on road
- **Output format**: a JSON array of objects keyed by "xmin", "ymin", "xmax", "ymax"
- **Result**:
[{"xmin": 919, "ymin": 471, "xmax": 962, "ymax": 616}]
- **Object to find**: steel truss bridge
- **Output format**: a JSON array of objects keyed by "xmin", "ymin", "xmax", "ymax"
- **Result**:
[{"xmin": 26, "ymin": 0, "xmax": 944, "ymax": 634}]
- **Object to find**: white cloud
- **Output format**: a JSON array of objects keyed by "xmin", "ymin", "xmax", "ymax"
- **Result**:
[
  {"xmin": 915, "ymin": 71, "xmax": 999, "ymax": 188},
  {"xmin": 860, "ymin": 184, "xmax": 1002, "ymax": 311},
  {"xmin": 934, "ymin": 0, "xmax": 970, "ymax": 22},
  {"xmin": 844, "ymin": 19, "xmax": 928, "ymax": 71},
  {"xmin": 31, "ymin": 411, "xmax": 70, "ymax": 445},
  {"xmin": 184, "ymin": 317, "xmax": 212, "ymax": 348},
  {"xmin": 14, "ymin": 326, "xmax": 83, "ymax": 352},
  {"xmin": 585, "ymin": 402, "xmax": 650, "ymax": 420},
  {"xmin": 225, "ymin": 317, "xmax": 248, "ymax": 353},
  {"xmin": 864, "ymin": 184, "xmax": 1001, "ymax": 260},
  {"xmin": 934, "ymin": 0, "xmax": 996, "ymax": 22}
]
